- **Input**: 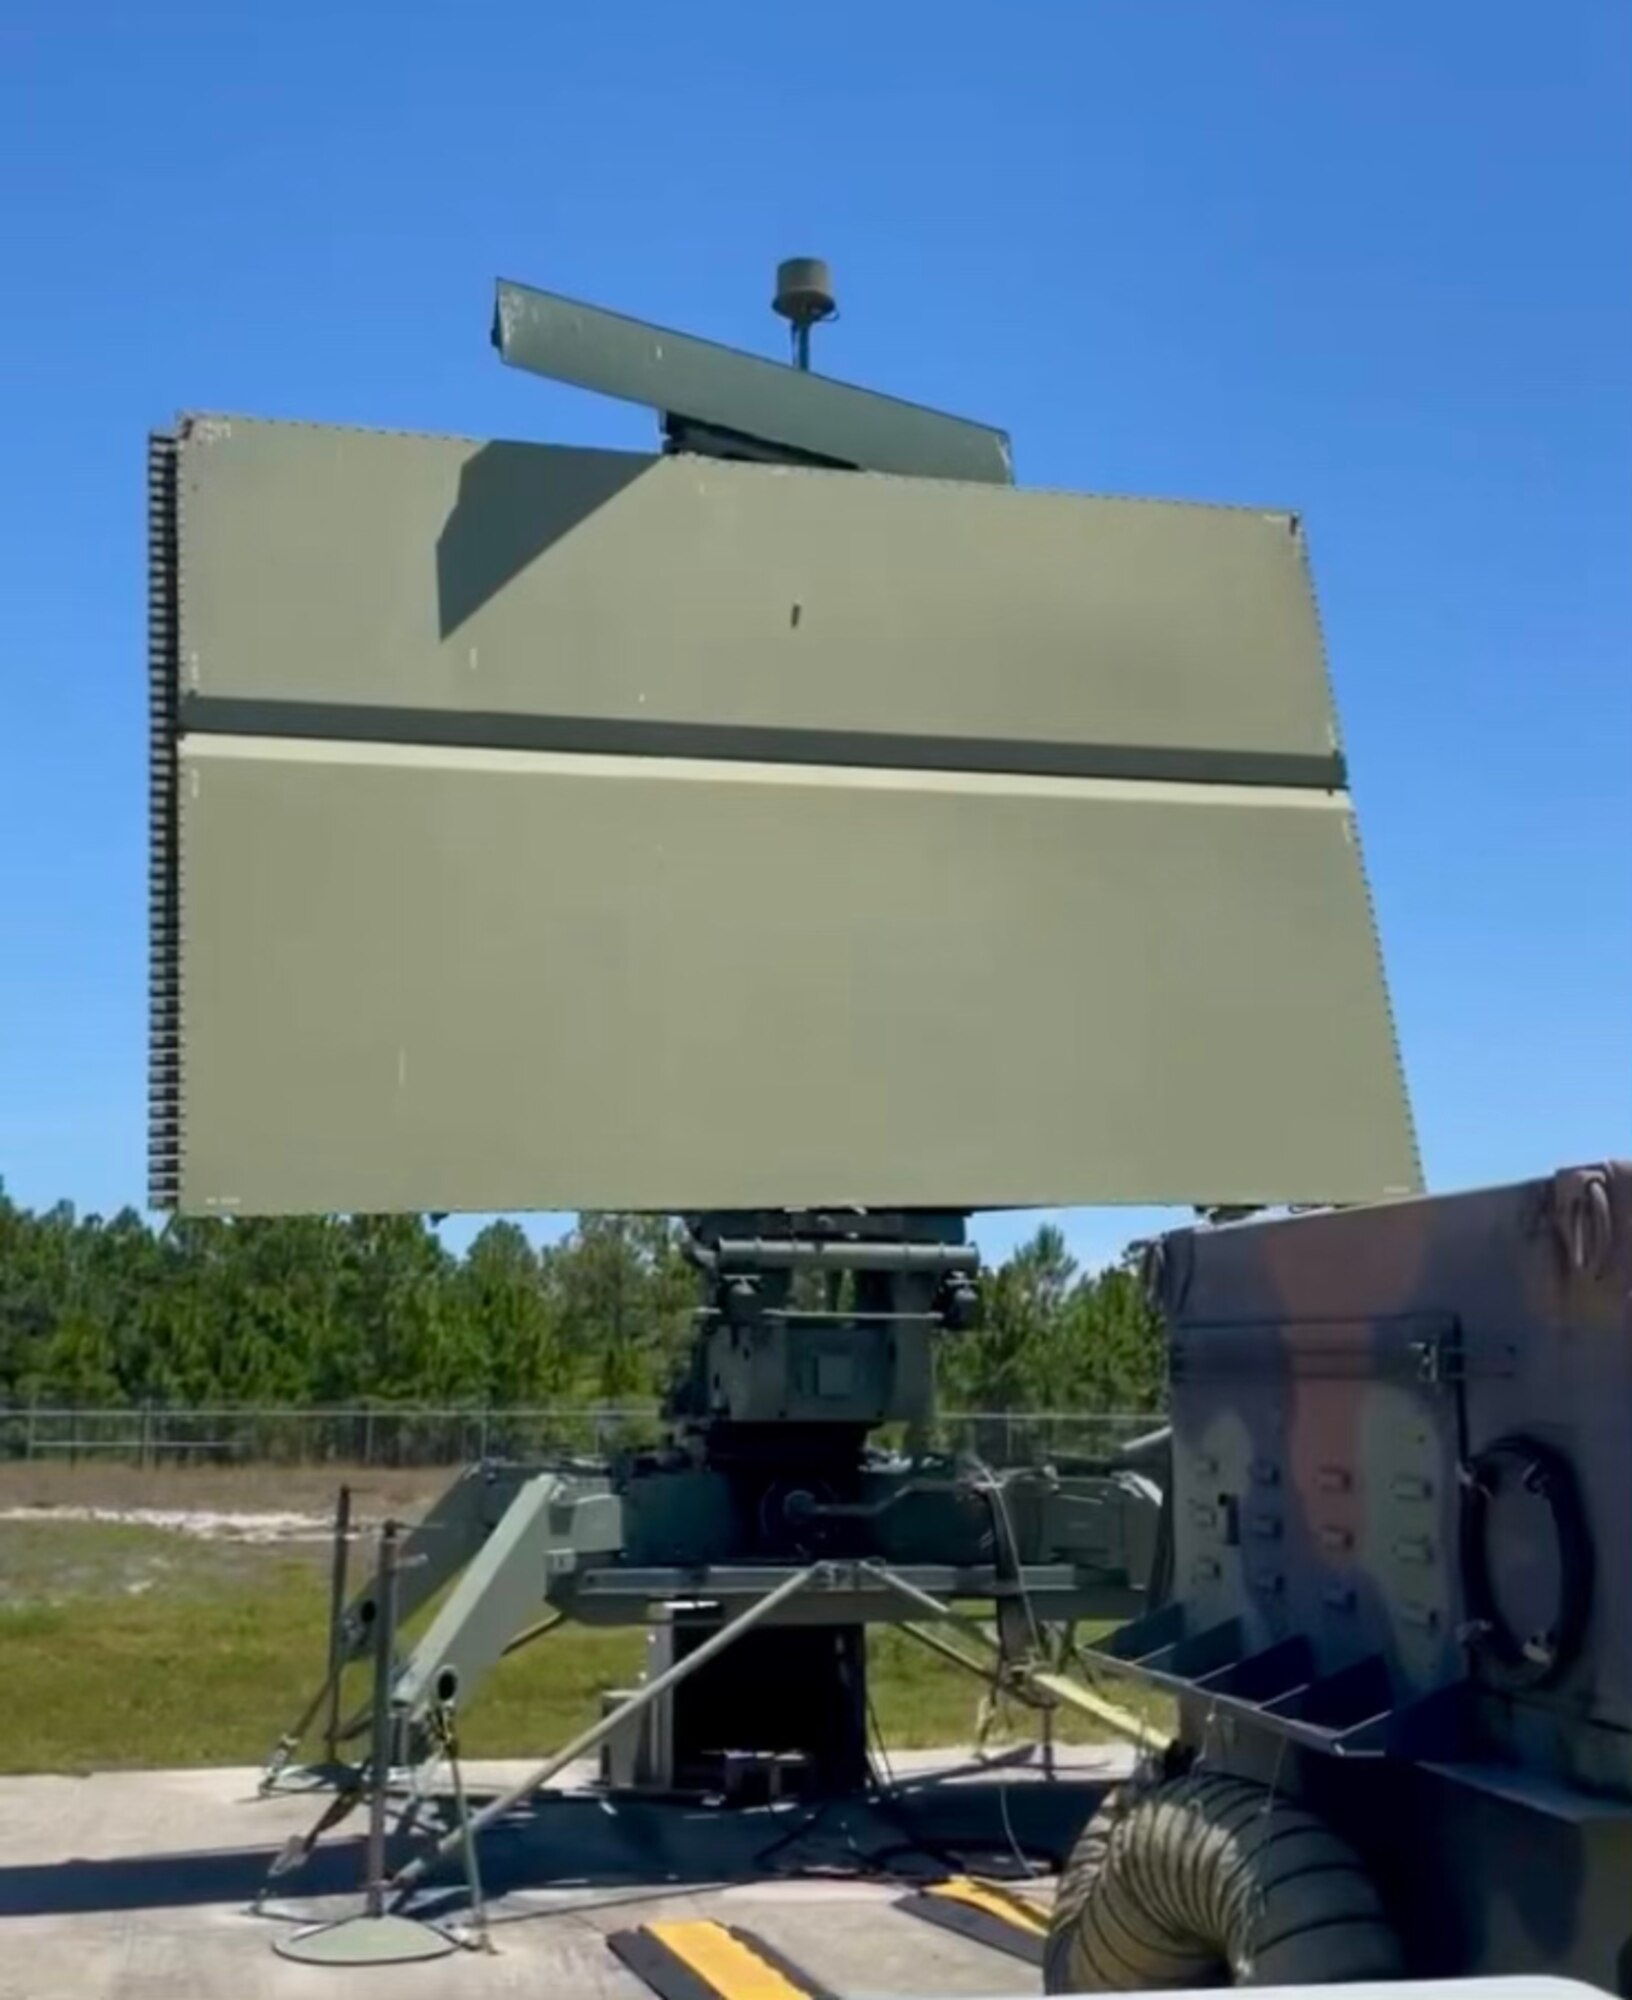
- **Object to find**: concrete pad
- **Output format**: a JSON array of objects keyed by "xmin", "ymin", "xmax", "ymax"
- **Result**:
[{"xmin": 0, "ymin": 1749, "xmax": 1131, "ymax": 1999}]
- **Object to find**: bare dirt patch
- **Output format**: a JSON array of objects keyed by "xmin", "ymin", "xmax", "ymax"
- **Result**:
[{"xmin": 0, "ymin": 1459, "xmax": 448, "ymax": 1519}]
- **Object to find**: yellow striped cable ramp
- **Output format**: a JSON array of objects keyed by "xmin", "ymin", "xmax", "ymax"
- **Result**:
[
  {"xmin": 608, "ymin": 1919, "xmax": 838, "ymax": 2000},
  {"xmin": 892, "ymin": 1873, "xmax": 1049, "ymax": 1965}
]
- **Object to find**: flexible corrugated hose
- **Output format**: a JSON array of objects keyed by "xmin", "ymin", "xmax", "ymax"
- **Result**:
[{"xmin": 1044, "ymin": 1770, "xmax": 1404, "ymax": 1991}]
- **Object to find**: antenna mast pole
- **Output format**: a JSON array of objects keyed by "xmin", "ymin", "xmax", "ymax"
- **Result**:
[{"xmin": 772, "ymin": 256, "xmax": 837, "ymax": 371}]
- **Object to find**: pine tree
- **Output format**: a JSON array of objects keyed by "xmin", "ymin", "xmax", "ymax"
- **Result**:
[{"xmin": 0, "ymin": 1177, "xmax": 1166, "ymax": 1417}]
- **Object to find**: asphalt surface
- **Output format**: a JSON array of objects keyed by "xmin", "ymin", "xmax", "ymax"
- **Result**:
[{"xmin": 0, "ymin": 1749, "xmax": 1135, "ymax": 1999}]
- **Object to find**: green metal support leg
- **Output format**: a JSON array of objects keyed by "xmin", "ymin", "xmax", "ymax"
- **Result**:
[{"xmin": 389, "ymin": 1475, "xmax": 622, "ymax": 1736}]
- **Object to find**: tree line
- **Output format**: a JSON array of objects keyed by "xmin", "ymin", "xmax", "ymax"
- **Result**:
[{"xmin": 0, "ymin": 1181, "xmax": 1165, "ymax": 1413}]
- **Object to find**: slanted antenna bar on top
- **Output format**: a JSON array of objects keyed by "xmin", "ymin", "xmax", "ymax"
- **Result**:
[{"xmin": 490, "ymin": 262, "xmax": 1012, "ymax": 484}]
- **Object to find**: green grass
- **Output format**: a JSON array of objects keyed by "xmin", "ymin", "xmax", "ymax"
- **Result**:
[
  {"xmin": 0, "ymin": 1522, "xmax": 1171, "ymax": 1775},
  {"xmin": 0, "ymin": 1519, "xmax": 277, "ymax": 1607}
]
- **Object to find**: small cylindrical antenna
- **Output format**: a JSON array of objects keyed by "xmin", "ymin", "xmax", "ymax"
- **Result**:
[{"xmin": 772, "ymin": 256, "xmax": 837, "ymax": 371}]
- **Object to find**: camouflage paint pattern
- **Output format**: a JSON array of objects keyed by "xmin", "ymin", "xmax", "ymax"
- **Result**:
[{"xmin": 1134, "ymin": 1161, "xmax": 1632, "ymax": 1989}]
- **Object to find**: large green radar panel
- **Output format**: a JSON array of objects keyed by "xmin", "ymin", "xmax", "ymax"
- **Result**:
[{"xmin": 147, "ymin": 269, "xmax": 1419, "ymax": 1216}]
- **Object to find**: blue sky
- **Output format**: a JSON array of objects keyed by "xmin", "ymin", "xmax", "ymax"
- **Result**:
[{"xmin": 2, "ymin": 1, "xmax": 1627, "ymax": 1274}]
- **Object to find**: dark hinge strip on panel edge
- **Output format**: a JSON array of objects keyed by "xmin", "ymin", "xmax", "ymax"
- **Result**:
[{"xmin": 147, "ymin": 432, "xmax": 182, "ymax": 1209}]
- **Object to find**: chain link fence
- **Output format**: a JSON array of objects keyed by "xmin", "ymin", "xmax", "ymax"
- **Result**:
[{"xmin": 0, "ymin": 1403, "xmax": 1161, "ymax": 1470}]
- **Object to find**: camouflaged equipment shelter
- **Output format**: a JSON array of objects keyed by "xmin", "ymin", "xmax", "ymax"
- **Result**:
[{"xmin": 1078, "ymin": 1161, "xmax": 1632, "ymax": 1992}]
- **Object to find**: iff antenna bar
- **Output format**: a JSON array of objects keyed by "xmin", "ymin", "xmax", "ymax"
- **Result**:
[{"xmin": 492, "ymin": 277, "xmax": 1014, "ymax": 484}]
